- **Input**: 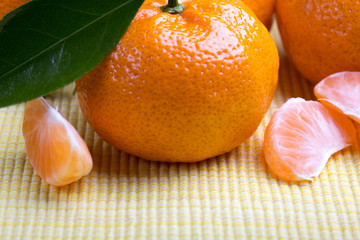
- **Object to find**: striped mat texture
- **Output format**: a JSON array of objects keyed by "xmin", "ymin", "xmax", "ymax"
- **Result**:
[{"xmin": 0, "ymin": 24, "xmax": 360, "ymax": 240}]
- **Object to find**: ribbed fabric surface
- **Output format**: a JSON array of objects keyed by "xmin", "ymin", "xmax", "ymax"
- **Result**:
[{"xmin": 0, "ymin": 24, "xmax": 359, "ymax": 240}]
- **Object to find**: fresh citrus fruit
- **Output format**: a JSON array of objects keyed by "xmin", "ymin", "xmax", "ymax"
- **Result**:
[
  {"xmin": 264, "ymin": 98, "xmax": 356, "ymax": 181},
  {"xmin": 276, "ymin": 0, "xmax": 360, "ymax": 83},
  {"xmin": 0, "ymin": 0, "xmax": 30, "ymax": 19},
  {"xmin": 22, "ymin": 97, "xmax": 93, "ymax": 186},
  {"xmin": 242, "ymin": 0, "xmax": 275, "ymax": 29},
  {"xmin": 314, "ymin": 71, "xmax": 360, "ymax": 123},
  {"xmin": 76, "ymin": 0, "xmax": 279, "ymax": 162}
]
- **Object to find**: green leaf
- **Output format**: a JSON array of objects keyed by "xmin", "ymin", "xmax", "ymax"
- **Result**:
[{"xmin": 0, "ymin": 0, "xmax": 145, "ymax": 107}]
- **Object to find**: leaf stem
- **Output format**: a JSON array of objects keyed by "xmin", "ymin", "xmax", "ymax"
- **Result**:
[{"xmin": 160, "ymin": 0, "xmax": 184, "ymax": 14}]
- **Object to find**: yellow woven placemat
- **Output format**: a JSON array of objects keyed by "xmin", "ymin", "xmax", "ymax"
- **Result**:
[{"xmin": 0, "ymin": 24, "xmax": 360, "ymax": 240}]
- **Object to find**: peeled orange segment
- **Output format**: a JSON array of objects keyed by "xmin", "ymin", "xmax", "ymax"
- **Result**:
[
  {"xmin": 264, "ymin": 98, "xmax": 356, "ymax": 181},
  {"xmin": 22, "ymin": 97, "xmax": 93, "ymax": 186},
  {"xmin": 314, "ymin": 71, "xmax": 360, "ymax": 123}
]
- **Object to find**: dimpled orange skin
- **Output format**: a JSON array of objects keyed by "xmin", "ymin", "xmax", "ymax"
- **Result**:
[
  {"xmin": 76, "ymin": 0, "xmax": 279, "ymax": 162},
  {"xmin": 0, "ymin": 0, "xmax": 30, "ymax": 19},
  {"xmin": 242, "ymin": 0, "xmax": 275, "ymax": 29},
  {"xmin": 276, "ymin": 0, "xmax": 360, "ymax": 83}
]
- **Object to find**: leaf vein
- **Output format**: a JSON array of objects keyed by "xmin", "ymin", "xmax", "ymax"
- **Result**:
[
  {"xmin": 28, "ymin": 27, "xmax": 61, "ymax": 40},
  {"xmin": 96, "ymin": 16, "xmax": 111, "ymax": 54},
  {"xmin": 0, "ymin": 59, "xmax": 17, "ymax": 67},
  {"xmin": 56, "ymin": 4, "xmax": 102, "ymax": 17}
]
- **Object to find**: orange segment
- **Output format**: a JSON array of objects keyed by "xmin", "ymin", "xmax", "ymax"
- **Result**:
[
  {"xmin": 314, "ymin": 71, "xmax": 360, "ymax": 123},
  {"xmin": 22, "ymin": 97, "xmax": 93, "ymax": 186},
  {"xmin": 264, "ymin": 98, "xmax": 356, "ymax": 181}
]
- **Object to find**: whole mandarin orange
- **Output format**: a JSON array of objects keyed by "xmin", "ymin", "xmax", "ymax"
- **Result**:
[
  {"xmin": 0, "ymin": 0, "xmax": 30, "ymax": 19},
  {"xmin": 242, "ymin": 0, "xmax": 275, "ymax": 29},
  {"xmin": 76, "ymin": 0, "xmax": 279, "ymax": 162},
  {"xmin": 276, "ymin": 0, "xmax": 360, "ymax": 83}
]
